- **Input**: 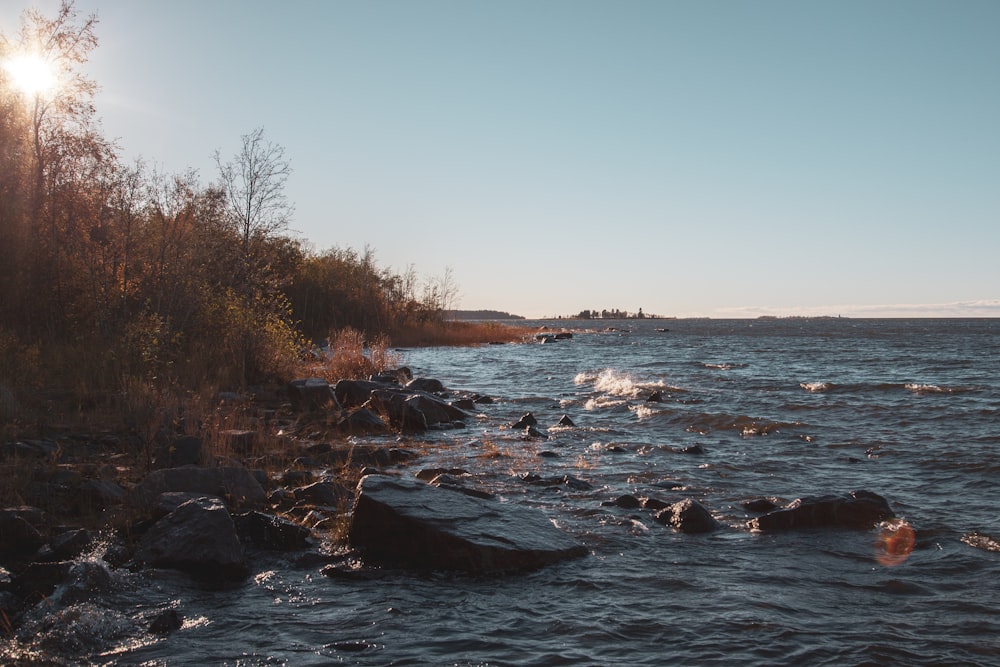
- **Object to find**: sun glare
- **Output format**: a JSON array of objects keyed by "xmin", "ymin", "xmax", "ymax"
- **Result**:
[{"xmin": 3, "ymin": 53, "xmax": 58, "ymax": 97}]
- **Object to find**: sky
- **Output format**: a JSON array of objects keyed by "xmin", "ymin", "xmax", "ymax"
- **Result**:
[{"xmin": 3, "ymin": 0, "xmax": 998, "ymax": 318}]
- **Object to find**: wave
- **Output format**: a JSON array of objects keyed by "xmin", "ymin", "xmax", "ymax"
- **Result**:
[
  {"xmin": 798, "ymin": 381, "xmax": 971, "ymax": 395},
  {"xmin": 574, "ymin": 368, "xmax": 675, "ymax": 398},
  {"xmin": 702, "ymin": 362, "xmax": 748, "ymax": 370}
]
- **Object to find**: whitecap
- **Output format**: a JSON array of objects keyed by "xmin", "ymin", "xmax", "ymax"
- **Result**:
[
  {"xmin": 905, "ymin": 383, "xmax": 951, "ymax": 394},
  {"xmin": 800, "ymin": 382, "xmax": 832, "ymax": 392}
]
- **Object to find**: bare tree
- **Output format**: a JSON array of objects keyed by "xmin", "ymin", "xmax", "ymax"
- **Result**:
[{"xmin": 214, "ymin": 127, "xmax": 293, "ymax": 294}]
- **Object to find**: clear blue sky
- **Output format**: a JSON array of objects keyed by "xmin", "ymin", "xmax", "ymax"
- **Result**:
[{"xmin": 4, "ymin": 0, "xmax": 998, "ymax": 318}]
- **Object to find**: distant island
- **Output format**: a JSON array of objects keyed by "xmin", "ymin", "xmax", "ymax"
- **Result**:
[
  {"xmin": 562, "ymin": 308, "xmax": 669, "ymax": 320},
  {"xmin": 447, "ymin": 310, "xmax": 527, "ymax": 321}
]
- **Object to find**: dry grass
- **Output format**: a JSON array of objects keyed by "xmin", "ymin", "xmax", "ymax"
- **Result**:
[
  {"xmin": 390, "ymin": 320, "xmax": 529, "ymax": 347},
  {"xmin": 298, "ymin": 328, "xmax": 402, "ymax": 383}
]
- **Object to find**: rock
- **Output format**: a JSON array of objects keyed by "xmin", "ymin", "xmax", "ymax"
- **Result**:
[
  {"xmin": 748, "ymin": 490, "xmax": 894, "ymax": 532},
  {"xmin": 554, "ymin": 332, "xmax": 574, "ymax": 340},
  {"xmin": 512, "ymin": 413, "xmax": 537, "ymax": 429},
  {"xmin": 961, "ymin": 532, "xmax": 1000, "ymax": 552},
  {"xmin": 293, "ymin": 481, "xmax": 352, "ymax": 507},
  {"xmin": 402, "ymin": 392, "xmax": 469, "ymax": 425},
  {"xmin": 155, "ymin": 435, "xmax": 203, "ymax": 467},
  {"xmin": 608, "ymin": 494, "xmax": 642, "ymax": 509},
  {"xmin": 78, "ymin": 479, "xmax": 128, "ymax": 510},
  {"xmin": 234, "ymin": 511, "xmax": 311, "ymax": 550},
  {"xmin": 742, "ymin": 497, "xmax": 781, "ymax": 514},
  {"xmin": 333, "ymin": 379, "xmax": 383, "ymax": 408},
  {"xmin": 405, "ymin": 377, "xmax": 445, "ymax": 393},
  {"xmin": 556, "ymin": 415, "xmax": 575, "ymax": 427},
  {"xmin": 365, "ymin": 392, "xmax": 428, "ymax": 433},
  {"xmin": 655, "ymin": 498, "xmax": 718, "ymax": 533},
  {"xmin": 149, "ymin": 608, "xmax": 183, "ymax": 634},
  {"xmin": 472, "ymin": 394, "xmax": 494, "ymax": 405},
  {"xmin": 134, "ymin": 466, "xmax": 267, "ymax": 511},
  {"xmin": 154, "ymin": 491, "xmax": 220, "ymax": 518},
  {"xmin": 337, "ymin": 408, "xmax": 391, "ymax": 435},
  {"xmin": 642, "ymin": 497, "xmax": 671, "ymax": 511},
  {"xmin": 647, "ymin": 391, "xmax": 663, "ymax": 402},
  {"xmin": 2, "ymin": 439, "xmax": 59, "ymax": 459},
  {"xmin": 348, "ymin": 475, "xmax": 588, "ymax": 573},
  {"xmin": 451, "ymin": 398, "xmax": 476, "ymax": 411},
  {"xmin": 137, "ymin": 497, "xmax": 248, "ymax": 581},
  {"xmin": 12, "ymin": 561, "xmax": 73, "ymax": 601},
  {"xmin": 287, "ymin": 378, "xmax": 341, "ymax": 411},
  {"xmin": 0, "ymin": 508, "xmax": 45, "ymax": 558},
  {"xmin": 40, "ymin": 528, "xmax": 92, "ymax": 561}
]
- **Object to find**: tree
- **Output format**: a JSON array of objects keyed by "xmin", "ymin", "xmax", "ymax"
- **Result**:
[{"xmin": 214, "ymin": 127, "xmax": 293, "ymax": 296}]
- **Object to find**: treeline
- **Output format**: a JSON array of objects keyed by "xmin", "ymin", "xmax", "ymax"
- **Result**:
[
  {"xmin": 0, "ymin": 2, "xmax": 462, "ymax": 397},
  {"xmin": 572, "ymin": 308, "xmax": 655, "ymax": 320}
]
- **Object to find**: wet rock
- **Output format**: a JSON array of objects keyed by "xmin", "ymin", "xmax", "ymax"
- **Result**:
[
  {"xmin": 556, "ymin": 415, "xmax": 576, "ymax": 427},
  {"xmin": 520, "ymin": 474, "xmax": 592, "ymax": 492},
  {"xmin": 647, "ymin": 391, "xmax": 663, "ymax": 402},
  {"xmin": 287, "ymin": 378, "xmax": 341, "ymax": 411},
  {"xmin": 742, "ymin": 497, "xmax": 781, "ymax": 514},
  {"xmin": 38, "ymin": 528, "xmax": 92, "ymax": 562},
  {"xmin": 405, "ymin": 377, "xmax": 445, "ymax": 393},
  {"xmin": 748, "ymin": 490, "xmax": 894, "ymax": 532},
  {"xmin": 137, "ymin": 496, "xmax": 248, "ymax": 581},
  {"xmin": 524, "ymin": 425, "xmax": 548, "ymax": 439},
  {"xmin": 134, "ymin": 466, "xmax": 267, "ymax": 511},
  {"xmin": 451, "ymin": 398, "xmax": 477, "ymax": 411},
  {"xmin": 607, "ymin": 494, "xmax": 642, "ymax": 509},
  {"xmin": 427, "ymin": 474, "xmax": 495, "ymax": 500},
  {"xmin": 642, "ymin": 497, "xmax": 671, "ymax": 512},
  {"xmin": 472, "ymin": 394, "xmax": 494, "ymax": 405},
  {"xmin": 961, "ymin": 532, "xmax": 1000, "ymax": 552},
  {"xmin": 655, "ymin": 498, "xmax": 718, "ymax": 534},
  {"xmin": 415, "ymin": 467, "xmax": 471, "ymax": 481},
  {"xmin": 512, "ymin": 413, "xmax": 538, "ymax": 429},
  {"xmin": 349, "ymin": 475, "xmax": 587, "ymax": 573},
  {"xmin": 234, "ymin": 511, "xmax": 311, "ymax": 550},
  {"xmin": 678, "ymin": 444, "xmax": 705, "ymax": 455},
  {"xmin": 12, "ymin": 561, "xmax": 72, "ymax": 601},
  {"xmin": 149, "ymin": 608, "xmax": 183, "ymax": 634}
]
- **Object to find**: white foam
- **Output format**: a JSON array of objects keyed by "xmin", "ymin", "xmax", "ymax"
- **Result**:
[{"xmin": 800, "ymin": 382, "xmax": 832, "ymax": 392}]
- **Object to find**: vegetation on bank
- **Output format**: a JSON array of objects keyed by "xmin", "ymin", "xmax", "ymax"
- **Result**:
[{"xmin": 0, "ymin": 2, "xmax": 526, "ymax": 440}]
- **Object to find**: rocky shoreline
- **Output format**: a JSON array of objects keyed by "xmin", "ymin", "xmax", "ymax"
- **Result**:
[{"xmin": 3, "ymin": 368, "xmax": 996, "ymax": 659}]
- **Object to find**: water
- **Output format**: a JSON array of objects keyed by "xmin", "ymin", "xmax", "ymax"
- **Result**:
[{"xmin": 8, "ymin": 318, "xmax": 1000, "ymax": 665}]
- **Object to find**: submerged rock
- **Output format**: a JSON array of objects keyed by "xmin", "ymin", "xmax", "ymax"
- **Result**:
[
  {"xmin": 654, "ymin": 498, "xmax": 718, "ymax": 534},
  {"xmin": 348, "ymin": 475, "xmax": 587, "ymax": 573},
  {"xmin": 748, "ymin": 490, "xmax": 894, "ymax": 532}
]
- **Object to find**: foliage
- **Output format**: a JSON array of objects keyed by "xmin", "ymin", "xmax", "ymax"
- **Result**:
[{"xmin": 0, "ymin": 2, "xmax": 519, "ymax": 427}]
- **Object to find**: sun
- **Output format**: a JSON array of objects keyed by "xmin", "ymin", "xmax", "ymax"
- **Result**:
[{"xmin": 2, "ymin": 52, "xmax": 58, "ymax": 97}]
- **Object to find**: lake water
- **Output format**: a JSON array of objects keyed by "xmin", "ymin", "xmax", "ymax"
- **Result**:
[{"xmin": 8, "ymin": 318, "xmax": 1000, "ymax": 665}]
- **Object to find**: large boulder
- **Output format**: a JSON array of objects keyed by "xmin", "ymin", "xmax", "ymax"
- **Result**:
[
  {"xmin": 133, "ymin": 466, "xmax": 267, "ymax": 511},
  {"xmin": 348, "ymin": 475, "xmax": 588, "ymax": 573},
  {"xmin": 287, "ymin": 378, "xmax": 341, "ymax": 412},
  {"xmin": 748, "ymin": 490, "xmax": 894, "ymax": 532},
  {"xmin": 136, "ymin": 496, "xmax": 248, "ymax": 581},
  {"xmin": 333, "ymin": 379, "xmax": 383, "ymax": 408}
]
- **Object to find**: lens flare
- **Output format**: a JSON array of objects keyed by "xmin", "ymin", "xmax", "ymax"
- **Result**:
[
  {"xmin": 3, "ymin": 53, "xmax": 58, "ymax": 97},
  {"xmin": 875, "ymin": 519, "xmax": 916, "ymax": 566}
]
